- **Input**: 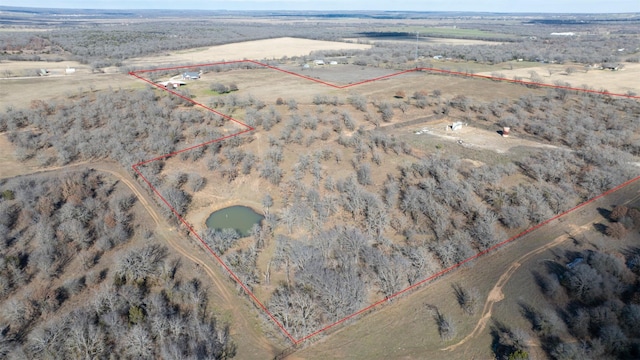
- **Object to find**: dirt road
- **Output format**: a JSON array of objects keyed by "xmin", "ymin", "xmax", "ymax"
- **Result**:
[
  {"xmin": 442, "ymin": 223, "xmax": 587, "ymax": 352},
  {"xmin": 292, "ymin": 178, "xmax": 640, "ymax": 359},
  {"xmin": 1, "ymin": 160, "xmax": 280, "ymax": 359}
]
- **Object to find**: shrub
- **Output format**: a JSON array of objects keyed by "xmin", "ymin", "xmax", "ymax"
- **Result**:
[{"xmin": 606, "ymin": 222, "xmax": 627, "ymax": 239}]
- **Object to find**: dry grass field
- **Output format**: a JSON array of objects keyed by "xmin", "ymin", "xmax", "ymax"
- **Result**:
[
  {"xmin": 176, "ymin": 63, "xmax": 545, "ymax": 108},
  {"xmin": 124, "ymin": 37, "xmax": 372, "ymax": 68},
  {"xmin": 0, "ymin": 60, "xmax": 89, "ymax": 76},
  {"xmin": 0, "ymin": 72, "xmax": 141, "ymax": 109},
  {"xmin": 0, "ymin": 37, "xmax": 373, "ymax": 109},
  {"xmin": 477, "ymin": 62, "xmax": 640, "ymax": 96}
]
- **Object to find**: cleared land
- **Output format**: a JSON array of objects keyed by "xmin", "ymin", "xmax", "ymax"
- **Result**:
[
  {"xmin": 171, "ymin": 64, "xmax": 545, "ymax": 109},
  {"xmin": 382, "ymin": 26, "xmax": 517, "ymax": 39},
  {"xmin": 0, "ymin": 60, "xmax": 89, "ymax": 76},
  {"xmin": 0, "ymin": 37, "xmax": 374, "ymax": 108},
  {"xmin": 0, "ymin": 72, "xmax": 139, "ymax": 108},
  {"xmin": 406, "ymin": 119, "xmax": 562, "ymax": 154},
  {"xmin": 124, "ymin": 37, "xmax": 372, "ymax": 68}
]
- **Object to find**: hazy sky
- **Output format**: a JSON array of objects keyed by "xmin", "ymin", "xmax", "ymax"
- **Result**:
[{"xmin": 2, "ymin": 0, "xmax": 639, "ymax": 13}]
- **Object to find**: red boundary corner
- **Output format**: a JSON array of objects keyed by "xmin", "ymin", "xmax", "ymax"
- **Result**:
[{"xmin": 129, "ymin": 59, "xmax": 640, "ymax": 345}]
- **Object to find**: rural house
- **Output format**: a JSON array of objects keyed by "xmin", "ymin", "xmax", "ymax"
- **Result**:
[{"xmin": 182, "ymin": 71, "xmax": 201, "ymax": 80}]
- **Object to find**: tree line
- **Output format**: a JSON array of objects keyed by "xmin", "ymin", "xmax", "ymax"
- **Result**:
[{"xmin": 4, "ymin": 15, "xmax": 638, "ymax": 71}]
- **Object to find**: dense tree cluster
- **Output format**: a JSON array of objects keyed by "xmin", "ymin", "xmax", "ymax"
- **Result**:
[
  {"xmin": 0, "ymin": 171, "xmax": 235, "ymax": 359},
  {"xmin": 0, "ymin": 88, "xmax": 232, "ymax": 178},
  {"xmin": 224, "ymin": 87, "xmax": 637, "ymax": 338},
  {"xmin": 529, "ymin": 246, "xmax": 640, "ymax": 359},
  {"xmin": 2, "ymin": 9, "xmax": 640, "ymax": 351}
]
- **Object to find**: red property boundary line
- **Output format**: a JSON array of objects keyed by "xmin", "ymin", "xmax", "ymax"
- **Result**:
[{"xmin": 129, "ymin": 60, "xmax": 640, "ymax": 346}]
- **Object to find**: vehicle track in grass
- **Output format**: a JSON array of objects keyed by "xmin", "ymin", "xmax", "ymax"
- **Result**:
[
  {"xmin": 128, "ymin": 60, "xmax": 640, "ymax": 347},
  {"xmin": 442, "ymin": 224, "xmax": 584, "ymax": 352},
  {"xmin": 94, "ymin": 163, "xmax": 279, "ymax": 358},
  {"xmin": 442, "ymin": 188, "xmax": 640, "ymax": 354},
  {"xmin": 0, "ymin": 160, "xmax": 278, "ymax": 359},
  {"xmin": 3, "ymin": 57, "xmax": 638, "ymax": 354}
]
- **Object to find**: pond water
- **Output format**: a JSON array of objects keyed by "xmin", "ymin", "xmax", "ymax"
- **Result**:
[{"xmin": 205, "ymin": 205, "xmax": 264, "ymax": 237}]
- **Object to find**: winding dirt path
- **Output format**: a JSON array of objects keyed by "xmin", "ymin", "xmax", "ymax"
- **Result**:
[
  {"xmin": 94, "ymin": 163, "xmax": 277, "ymax": 356},
  {"xmin": 442, "ymin": 223, "xmax": 586, "ymax": 352},
  {"xmin": 1, "ymin": 160, "xmax": 276, "ymax": 358}
]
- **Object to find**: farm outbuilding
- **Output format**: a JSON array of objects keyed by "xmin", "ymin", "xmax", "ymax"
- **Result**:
[
  {"xmin": 450, "ymin": 121, "xmax": 464, "ymax": 131},
  {"xmin": 601, "ymin": 63, "xmax": 623, "ymax": 71},
  {"xmin": 158, "ymin": 80, "xmax": 187, "ymax": 88}
]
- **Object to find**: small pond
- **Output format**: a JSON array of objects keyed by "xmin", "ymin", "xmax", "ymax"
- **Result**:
[{"xmin": 205, "ymin": 205, "xmax": 264, "ymax": 237}]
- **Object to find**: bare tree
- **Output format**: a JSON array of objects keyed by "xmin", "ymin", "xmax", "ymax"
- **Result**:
[
  {"xmin": 452, "ymin": 283, "xmax": 480, "ymax": 315},
  {"xmin": 378, "ymin": 102, "xmax": 394, "ymax": 122},
  {"xmin": 262, "ymin": 194, "xmax": 273, "ymax": 214},
  {"xmin": 431, "ymin": 306, "xmax": 456, "ymax": 341}
]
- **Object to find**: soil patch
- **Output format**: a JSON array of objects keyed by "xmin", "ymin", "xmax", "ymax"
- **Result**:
[{"xmin": 408, "ymin": 119, "xmax": 563, "ymax": 154}]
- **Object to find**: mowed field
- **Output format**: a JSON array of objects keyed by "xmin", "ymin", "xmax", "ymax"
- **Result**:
[{"xmin": 123, "ymin": 37, "xmax": 372, "ymax": 68}]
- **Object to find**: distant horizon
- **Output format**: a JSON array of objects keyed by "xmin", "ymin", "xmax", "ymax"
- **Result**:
[{"xmin": 1, "ymin": 1, "xmax": 638, "ymax": 14}]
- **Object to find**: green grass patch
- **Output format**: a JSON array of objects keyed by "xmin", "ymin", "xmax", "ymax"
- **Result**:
[{"xmin": 378, "ymin": 26, "xmax": 517, "ymax": 40}]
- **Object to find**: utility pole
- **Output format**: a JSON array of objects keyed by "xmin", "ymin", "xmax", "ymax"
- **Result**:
[{"xmin": 415, "ymin": 32, "xmax": 419, "ymax": 67}]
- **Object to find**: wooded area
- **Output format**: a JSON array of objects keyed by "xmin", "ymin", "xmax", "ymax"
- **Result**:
[
  {"xmin": 0, "ymin": 171, "xmax": 235, "ymax": 358},
  {"xmin": 1, "ymin": 7, "xmax": 640, "ymax": 358},
  {"xmin": 515, "ymin": 208, "xmax": 640, "ymax": 360},
  {"xmin": 2, "ymin": 11, "xmax": 638, "ymax": 71},
  {"xmin": 3, "ymin": 73, "xmax": 638, "ymax": 340}
]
